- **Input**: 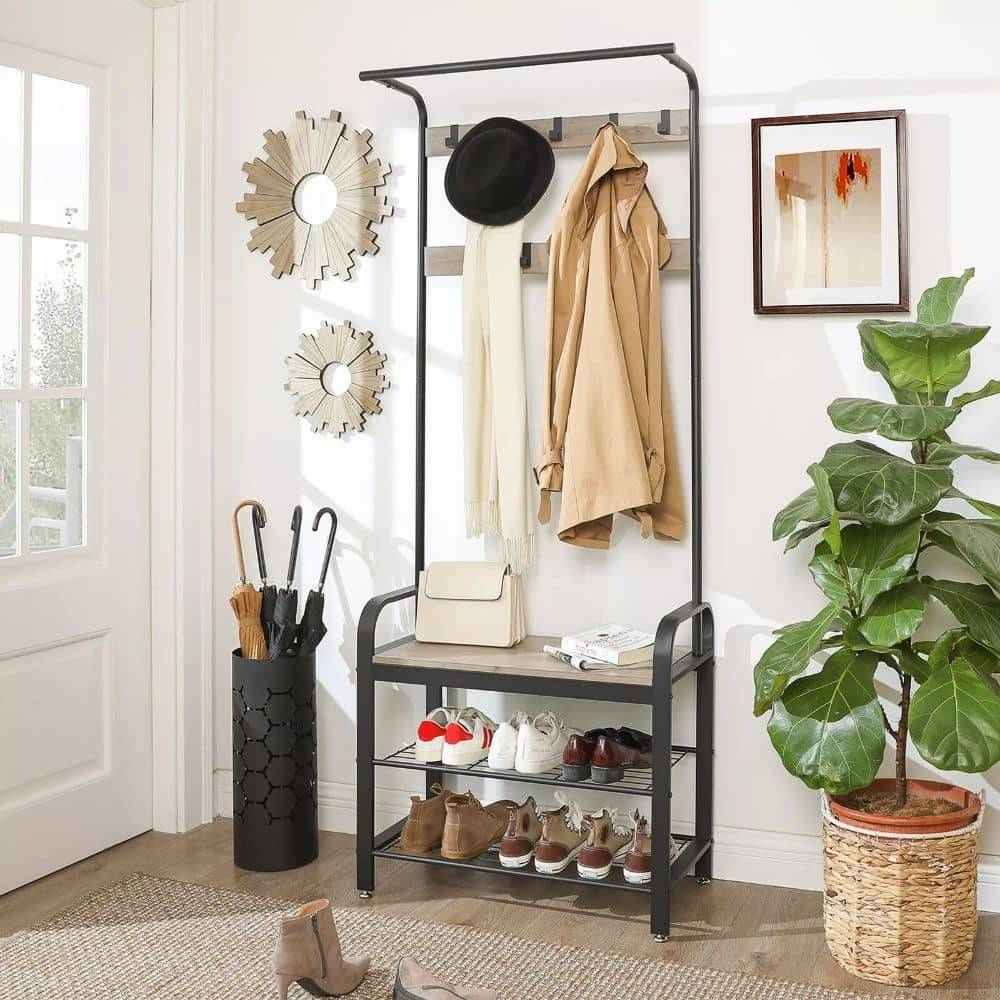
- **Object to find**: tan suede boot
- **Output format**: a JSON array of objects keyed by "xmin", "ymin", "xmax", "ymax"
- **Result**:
[
  {"xmin": 440, "ymin": 792, "xmax": 515, "ymax": 860},
  {"xmin": 399, "ymin": 784, "xmax": 459, "ymax": 854},
  {"xmin": 273, "ymin": 898, "xmax": 371, "ymax": 999}
]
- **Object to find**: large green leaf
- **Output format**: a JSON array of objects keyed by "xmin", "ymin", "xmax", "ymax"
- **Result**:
[
  {"xmin": 926, "ymin": 441, "xmax": 1000, "ymax": 465},
  {"xmin": 929, "ymin": 519, "xmax": 1000, "ymax": 590},
  {"xmin": 827, "ymin": 397, "xmax": 957, "ymax": 442},
  {"xmin": 772, "ymin": 487, "xmax": 822, "ymax": 541},
  {"xmin": 859, "ymin": 320, "xmax": 927, "ymax": 404},
  {"xmin": 916, "ymin": 268, "xmax": 975, "ymax": 325},
  {"xmin": 909, "ymin": 656, "xmax": 1000, "ymax": 772},
  {"xmin": 767, "ymin": 649, "xmax": 885, "ymax": 794},
  {"xmin": 897, "ymin": 644, "xmax": 932, "ymax": 682},
  {"xmin": 863, "ymin": 320, "xmax": 989, "ymax": 397},
  {"xmin": 924, "ymin": 577, "xmax": 1000, "ymax": 655},
  {"xmin": 859, "ymin": 581, "xmax": 928, "ymax": 647},
  {"xmin": 957, "ymin": 494, "xmax": 1000, "ymax": 519},
  {"xmin": 956, "ymin": 636, "xmax": 1000, "ymax": 675},
  {"xmin": 808, "ymin": 463, "xmax": 841, "ymax": 554},
  {"xmin": 819, "ymin": 441, "xmax": 952, "ymax": 524},
  {"xmin": 753, "ymin": 604, "xmax": 842, "ymax": 716},
  {"xmin": 954, "ymin": 379, "xmax": 1000, "ymax": 410},
  {"xmin": 784, "ymin": 520, "xmax": 829, "ymax": 553},
  {"xmin": 809, "ymin": 520, "xmax": 921, "ymax": 614}
]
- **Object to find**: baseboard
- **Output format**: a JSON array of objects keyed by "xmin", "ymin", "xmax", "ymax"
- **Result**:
[{"xmin": 211, "ymin": 770, "xmax": 999, "ymax": 912}]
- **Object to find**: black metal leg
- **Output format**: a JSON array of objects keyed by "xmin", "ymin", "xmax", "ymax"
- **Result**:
[
  {"xmin": 650, "ymin": 641, "xmax": 673, "ymax": 941},
  {"xmin": 425, "ymin": 683, "xmax": 443, "ymax": 797},
  {"xmin": 356, "ymin": 656, "xmax": 375, "ymax": 895},
  {"xmin": 695, "ymin": 657, "xmax": 715, "ymax": 882}
]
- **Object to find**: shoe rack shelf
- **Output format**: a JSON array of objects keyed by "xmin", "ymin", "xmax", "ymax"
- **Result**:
[
  {"xmin": 358, "ymin": 44, "xmax": 713, "ymax": 943},
  {"xmin": 373, "ymin": 837, "xmax": 699, "ymax": 895},
  {"xmin": 373, "ymin": 741, "xmax": 694, "ymax": 796}
]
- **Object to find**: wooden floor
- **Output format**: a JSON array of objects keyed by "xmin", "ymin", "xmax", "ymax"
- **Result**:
[{"xmin": 1, "ymin": 820, "xmax": 997, "ymax": 997}]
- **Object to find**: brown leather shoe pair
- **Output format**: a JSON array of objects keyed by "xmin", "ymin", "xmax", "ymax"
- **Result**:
[
  {"xmin": 561, "ymin": 727, "xmax": 652, "ymax": 783},
  {"xmin": 399, "ymin": 784, "xmax": 515, "ymax": 860}
]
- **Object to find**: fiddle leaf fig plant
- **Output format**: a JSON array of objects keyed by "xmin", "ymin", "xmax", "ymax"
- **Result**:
[{"xmin": 754, "ymin": 269, "xmax": 1000, "ymax": 805}]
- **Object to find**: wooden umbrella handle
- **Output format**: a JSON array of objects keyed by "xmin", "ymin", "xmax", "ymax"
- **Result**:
[{"xmin": 232, "ymin": 499, "xmax": 264, "ymax": 585}]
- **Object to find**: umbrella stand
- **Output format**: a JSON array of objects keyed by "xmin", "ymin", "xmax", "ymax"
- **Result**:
[
  {"xmin": 268, "ymin": 505, "xmax": 302, "ymax": 659},
  {"xmin": 251, "ymin": 503, "xmax": 277, "ymax": 645},
  {"xmin": 297, "ymin": 506, "xmax": 337, "ymax": 656},
  {"xmin": 230, "ymin": 500, "xmax": 269, "ymax": 660}
]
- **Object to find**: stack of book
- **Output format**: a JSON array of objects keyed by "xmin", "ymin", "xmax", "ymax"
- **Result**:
[{"xmin": 557, "ymin": 625, "xmax": 655, "ymax": 669}]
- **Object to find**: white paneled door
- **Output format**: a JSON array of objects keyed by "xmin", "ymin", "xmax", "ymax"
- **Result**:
[{"xmin": 0, "ymin": 1, "xmax": 153, "ymax": 893}]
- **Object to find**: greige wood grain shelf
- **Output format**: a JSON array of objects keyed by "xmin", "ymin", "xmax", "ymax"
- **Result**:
[
  {"xmin": 426, "ymin": 109, "xmax": 690, "ymax": 157},
  {"xmin": 373, "ymin": 633, "xmax": 697, "ymax": 687},
  {"xmin": 425, "ymin": 238, "xmax": 690, "ymax": 277}
]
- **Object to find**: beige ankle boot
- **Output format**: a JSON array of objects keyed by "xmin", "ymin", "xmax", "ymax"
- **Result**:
[{"xmin": 273, "ymin": 898, "xmax": 371, "ymax": 998}]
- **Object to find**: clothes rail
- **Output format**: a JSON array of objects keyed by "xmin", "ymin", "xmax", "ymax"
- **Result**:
[{"xmin": 356, "ymin": 42, "xmax": 713, "ymax": 943}]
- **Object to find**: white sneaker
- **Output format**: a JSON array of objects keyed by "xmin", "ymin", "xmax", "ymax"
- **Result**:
[
  {"xmin": 415, "ymin": 706, "xmax": 458, "ymax": 762},
  {"xmin": 441, "ymin": 708, "xmax": 497, "ymax": 767},
  {"xmin": 515, "ymin": 711, "xmax": 579, "ymax": 774},
  {"xmin": 487, "ymin": 711, "xmax": 530, "ymax": 770}
]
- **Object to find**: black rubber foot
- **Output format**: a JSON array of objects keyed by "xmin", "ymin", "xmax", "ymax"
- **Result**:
[
  {"xmin": 359, "ymin": 890, "xmax": 373, "ymax": 899},
  {"xmin": 654, "ymin": 934, "xmax": 668, "ymax": 943}
]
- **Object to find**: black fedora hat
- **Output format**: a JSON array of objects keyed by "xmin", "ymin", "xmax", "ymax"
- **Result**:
[{"xmin": 444, "ymin": 117, "xmax": 555, "ymax": 226}]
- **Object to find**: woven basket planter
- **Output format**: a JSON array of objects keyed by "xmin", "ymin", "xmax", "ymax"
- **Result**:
[{"xmin": 822, "ymin": 793, "xmax": 982, "ymax": 987}]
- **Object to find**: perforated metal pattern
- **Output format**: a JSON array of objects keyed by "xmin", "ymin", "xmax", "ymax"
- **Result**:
[{"xmin": 232, "ymin": 681, "xmax": 316, "ymax": 825}]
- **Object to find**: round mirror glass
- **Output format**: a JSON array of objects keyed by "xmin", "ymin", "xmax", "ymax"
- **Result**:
[
  {"xmin": 292, "ymin": 172, "xmax": 339, "ymax": 225},
  {"xmin": 321, "ymin": 362, "xmax": 352, "ymax": 396}
]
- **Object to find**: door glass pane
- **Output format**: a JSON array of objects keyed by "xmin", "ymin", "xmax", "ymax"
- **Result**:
[
  {"xmin": 0, "ymin": 234, "xmax": 18, "ymax": 386},
  {"xmin": 0, "ymin": 400, "xmax": 16, "ymax": 557},
  {"xmin": 30, "ymin": 237, "xmax": 85, "ymax": 387},
  {"xmin": 30, "ymin": 73, "xmax": 88, "ymax": 228},
  {"xmin": 0, "ymin": 66, "xmax": 22, "ymax": 221},
  {"xmin": 28, "ymin": 398, "xmax": 83, "ymax": 552}
]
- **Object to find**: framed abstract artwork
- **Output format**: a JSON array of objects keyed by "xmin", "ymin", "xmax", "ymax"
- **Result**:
[{"xmin": 751, "ymin": 110, "xmax": 908, "ymax": 315}]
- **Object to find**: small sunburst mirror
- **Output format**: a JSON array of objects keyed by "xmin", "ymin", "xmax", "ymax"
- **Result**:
[
  {"xmin": 284, "ymin": 321, "xmax": 389, "ymax": 436},
  {"xmin": 236, "ymin": 110, "xmax": 392, "ymax": 287}
]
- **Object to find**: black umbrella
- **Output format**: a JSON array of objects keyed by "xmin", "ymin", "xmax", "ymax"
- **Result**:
[
  {"xmin": 251, "ymin": 503, "xmax": 277, "ymax": 645},
  {"xmin": 268, "ymin": 505, "xmax": 302, "ymax": 659},
  {"xmin": 297, "ymin": 507, "xmax": 337, "ymax": 656}
]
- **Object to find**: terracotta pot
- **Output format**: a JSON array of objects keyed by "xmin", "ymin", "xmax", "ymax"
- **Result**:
[{"xmin": 828, "ymin": 778, "xmax": 980, "ymax": 835}]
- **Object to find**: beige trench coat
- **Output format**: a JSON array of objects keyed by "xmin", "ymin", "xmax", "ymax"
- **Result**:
[{"xmin": 535, "ymin": 123, "xmax": 684, "ymax": 548}]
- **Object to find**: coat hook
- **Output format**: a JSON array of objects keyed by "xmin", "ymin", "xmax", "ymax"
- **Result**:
[
  {"xmin": 445, "ymin": 123, "xmax": 460, "ymax": 149},
  {"xmin": 657, "ymin": 109, "xmax": 672, "ymax": 136},
  {"xmin": 608, "ymin": 112, "xmax": 619, "ymax": 125},
  {"xmin": 548, "ymin": 116, "xmax": 563, "ymax": 143},
  {"xmin": 520, "ymin": 243, "xmax": 532, "ymax": 270}
]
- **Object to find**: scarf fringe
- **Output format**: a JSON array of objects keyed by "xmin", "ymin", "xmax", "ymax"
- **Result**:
[{"xmin": 466, "ymin": 500, "xmax": 534, "ymax": 575}]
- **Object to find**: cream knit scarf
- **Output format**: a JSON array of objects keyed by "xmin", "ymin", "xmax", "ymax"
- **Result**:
[{"xmin": 462, "ymin": 219, "xmax": 534, "ymax": 573}]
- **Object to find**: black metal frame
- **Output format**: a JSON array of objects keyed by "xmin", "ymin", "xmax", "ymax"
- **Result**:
[{"xmin": 356, "ymin": 43, "xmax": 712, "ymax": 942}]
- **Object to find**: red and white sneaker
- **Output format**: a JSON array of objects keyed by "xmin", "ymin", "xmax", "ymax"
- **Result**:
[
  {"xmin": 415, "ymin": 707, "xmax": 459, "ymax": 762},
  {"xmin": 441, "ymin": 708, "xmax": 497, "ymax": 767}
]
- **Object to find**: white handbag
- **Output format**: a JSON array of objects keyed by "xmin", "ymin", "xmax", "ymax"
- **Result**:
[{"xmin": 415, "ymin": 561, "xmax": 526, "ymax": 648}]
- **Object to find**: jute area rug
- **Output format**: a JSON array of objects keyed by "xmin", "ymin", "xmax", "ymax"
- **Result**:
[{"xmin": 0, "ymin": 873, "xmax": 886, "ymax": 1000}]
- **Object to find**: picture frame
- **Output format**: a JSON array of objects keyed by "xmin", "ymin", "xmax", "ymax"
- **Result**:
[{"xmin": 751, "ymin": 110, "xmax": 908, "ymax": 315}]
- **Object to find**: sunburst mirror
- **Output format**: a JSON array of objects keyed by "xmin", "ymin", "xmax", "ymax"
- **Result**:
[
  {"xmin": 236, "ymin": 110, "xmax": 392, "ymax": 287},
  {"xmin": 284, "ymin": 320, "xmax": 389, "ymax": 436}
]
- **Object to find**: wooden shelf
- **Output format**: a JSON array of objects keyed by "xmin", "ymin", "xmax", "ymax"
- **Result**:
[
  {"xmin": 372, "ymin": 634, "xmax": 698, "ymax": 688},
  {"xmin": 425, "ymin": 238, "xmax": 690, "ymax": 277},
  {"xmin": 426, "ymin": 109, "xmax": 690, "ymax": 157}
]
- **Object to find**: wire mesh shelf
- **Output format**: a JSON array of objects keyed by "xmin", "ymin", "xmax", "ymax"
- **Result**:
[{"xmin": 373, "ymin": 741, "xmax": 693, "ymax": 796}]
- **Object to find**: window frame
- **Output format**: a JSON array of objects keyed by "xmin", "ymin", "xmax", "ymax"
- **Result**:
[{"xmin": 0, "ymin": 41, "xmax": 107, "ymax": 566}]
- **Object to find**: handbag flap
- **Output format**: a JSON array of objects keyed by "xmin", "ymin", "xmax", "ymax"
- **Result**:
[{"xmin": 424, "ymin": 561, "xmax": 508, "ymax": 602}]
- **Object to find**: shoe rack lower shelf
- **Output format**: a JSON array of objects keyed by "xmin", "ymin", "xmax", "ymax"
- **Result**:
[
  {"xmin": 373, "ymin": 742, "xmax": 693, "ymax": 796},
  {"xmin": 373, "ymin": 829, "xmax": 709, "ymax": 895}
]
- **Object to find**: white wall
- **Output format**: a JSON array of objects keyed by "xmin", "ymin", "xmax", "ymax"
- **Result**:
[{"xmin": 209, "ymin": 0, "xmax": 1000, "ymax": 901}]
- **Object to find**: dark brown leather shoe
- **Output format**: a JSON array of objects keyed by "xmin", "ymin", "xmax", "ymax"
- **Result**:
[
  {"xmin": 560, "ymin": 727, "xmax": 618, "ymax": 781},
  {"xmin": 591, "ymin": 731, "xmax": 652, "ymax": 783}
]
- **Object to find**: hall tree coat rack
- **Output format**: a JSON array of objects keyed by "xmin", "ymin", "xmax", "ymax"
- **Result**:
[{"xmin": 356, "ymin": 43, "xmax": 715, "ymax": 942}]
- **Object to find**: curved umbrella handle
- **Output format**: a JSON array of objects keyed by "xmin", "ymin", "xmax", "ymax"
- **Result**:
[
  {"xmin": 251, "ymin": 503, "xmax": 269, "ymax": 583},
  {"xmin": 232, "ymin": 499, "xmax": 265, "ymax": 585},
  {"xmin": 285, "ymin": 505, "xmax": 303, "ymax": 588},
  {"xmin": 312, "ymin": 506, "xmax": 338, "ymax": 593}
]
